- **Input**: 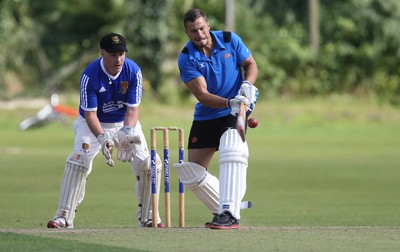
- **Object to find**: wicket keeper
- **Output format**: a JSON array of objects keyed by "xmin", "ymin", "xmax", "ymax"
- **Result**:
[{"xmin": 47, "ymin": 33, "xmax": 164, "ymax": 228}]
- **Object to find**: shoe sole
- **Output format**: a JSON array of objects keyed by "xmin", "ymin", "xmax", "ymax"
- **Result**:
[
  {"xmin": 205, "ymin": 223, "xmax": 216, "ymax": 228},
  {"xmin": 210, "ymin": 224, "xmax": 240, "ymax": 230},
  {"xmin": 142, "ymin": 223, "xmax": 165, "ymax": 228}
]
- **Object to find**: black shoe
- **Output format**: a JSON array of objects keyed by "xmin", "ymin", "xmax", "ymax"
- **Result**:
[
  {"xmin": 210, "ymin": 211, "xmax": 240, "ymax": 230},
  {"xmin": 205, "ymin": 214, "xmax": 218, "ymax": 228}
]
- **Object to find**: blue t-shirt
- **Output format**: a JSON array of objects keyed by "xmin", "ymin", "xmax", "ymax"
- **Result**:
[
  {"xmin": 79, "ymin": 58, "xmax": 142, "ymax": 123},
  {"xmin": 178, "ymin": 31, "xmax": 251, "ymax": 120}
]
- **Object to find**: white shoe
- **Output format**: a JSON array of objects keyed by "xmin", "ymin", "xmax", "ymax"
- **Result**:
[{"xmin": 47, "ymin": 217, "xmax": 71, "ymax": 228}]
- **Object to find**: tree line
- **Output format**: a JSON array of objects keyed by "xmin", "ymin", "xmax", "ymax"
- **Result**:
[{"xmin": 1, "ymin": 0, "xmax": 399, "ymax": 105}]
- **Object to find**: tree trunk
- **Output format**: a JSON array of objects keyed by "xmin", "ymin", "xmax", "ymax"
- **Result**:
[
  {"xmin": 309, "ymin": 0, "xmax": 320, "ymax": 53},
  {"xmin": 225, "ymin": 0, "xmax": 235, "ymax": 31}
]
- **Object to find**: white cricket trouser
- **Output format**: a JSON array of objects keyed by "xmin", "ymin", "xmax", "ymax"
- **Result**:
[{"xmin": 54, "ymin": 115, "xmax": 150, "ymax": 226}]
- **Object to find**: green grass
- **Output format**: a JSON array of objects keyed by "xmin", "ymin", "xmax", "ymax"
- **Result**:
[{"xmin": 1, "ymin": 96, "xmax": 400, "ymax": 251}]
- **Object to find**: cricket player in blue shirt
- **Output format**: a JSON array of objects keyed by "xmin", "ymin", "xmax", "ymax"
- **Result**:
[
  {"xmin": 47, "ymin": 33, "xmax": 163, "ymax": 228},
  {"xmin": 174, "ymin": 9, "xmax": 259, "ymax": 229}
]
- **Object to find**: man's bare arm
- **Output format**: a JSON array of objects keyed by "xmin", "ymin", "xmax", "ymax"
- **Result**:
[{"xmin": 186, "ymin": 76, "xmax": 229, "ymax": 108}]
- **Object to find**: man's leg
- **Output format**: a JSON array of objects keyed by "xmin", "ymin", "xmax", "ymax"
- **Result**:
[
  {"xmin": 212, "ymin": 128, "xmax": 249, "ymax": 229},
  {"xmin": 174, "ymin": 162, "xmax": 220, "ymax": 213},
  {"xmin": 130, "ymin": 122, "xmax": 163, "ymax": 227},
  {"xmin": 48, "ymin": 136, "xmax": 95, "ymax": 228},
  {"xmin": 131, "ymin": 154, "xmax": 163, "ymax": 227}
]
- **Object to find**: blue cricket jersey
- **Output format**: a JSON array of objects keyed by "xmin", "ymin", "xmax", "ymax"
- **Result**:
[
  {"xmin": 79, "ymin": 58, "xmax": 142, "ymax": 123},
  {"xmin": 178, "ymin": 31, "xmax": 251, "ymax": 120}
]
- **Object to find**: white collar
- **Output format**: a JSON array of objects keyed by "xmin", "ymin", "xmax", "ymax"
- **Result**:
[{"xmin": 100, "ymin": 58, "xmax": 121, "ymax": 81}]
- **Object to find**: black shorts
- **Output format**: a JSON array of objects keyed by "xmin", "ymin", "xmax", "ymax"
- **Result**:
[{"xmin": 188, "ymin": 115, "xmax": 237, "ymax": 149}]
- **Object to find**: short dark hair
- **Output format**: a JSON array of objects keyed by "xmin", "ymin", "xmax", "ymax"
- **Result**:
[{"xmin": 183, "ymin": 9, "xmax": 208, "ymax": 28}]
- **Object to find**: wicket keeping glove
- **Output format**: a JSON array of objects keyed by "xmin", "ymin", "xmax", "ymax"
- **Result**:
[
  {"xmin": 97, "ymin": 131, "xmax": 115, "ymax": 167},
  {"xmin": 116, "ymin": 126, "xmax": 140, "ymax": 162}
]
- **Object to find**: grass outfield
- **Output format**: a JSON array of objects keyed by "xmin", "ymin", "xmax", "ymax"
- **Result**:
[{"xmin": 1, "ymin": 96, "xmax": 400, "ymax": 251}]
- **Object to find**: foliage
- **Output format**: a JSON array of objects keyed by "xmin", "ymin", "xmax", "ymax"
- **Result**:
[
  {"xmin": 0, "ymin": 0, "xmax": 40, "ymax": 96},
  {"xmin": 317, "ymin": 0, "xmax": 400, "ymax": 104},
  {"xmin": 231, "ymin": 0, "xmax": 400, "ymax": 104},
  {"xmin": 121, "ymin": 0, "xmax": 173, "ymax": 92},
  {"xmin": 0, "ymin": 0, "xmax": 400, "ymax": 105}
]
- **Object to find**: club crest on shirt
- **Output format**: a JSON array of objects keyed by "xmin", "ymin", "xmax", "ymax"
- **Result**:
[{"xmin": 120, "ymin": 81, "xmax": 129, "ymax": 94}]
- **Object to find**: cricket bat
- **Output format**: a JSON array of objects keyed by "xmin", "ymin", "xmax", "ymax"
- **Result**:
[{"xmin": 236, "ymin": 102, "xmax": 247, "ymax": 142}]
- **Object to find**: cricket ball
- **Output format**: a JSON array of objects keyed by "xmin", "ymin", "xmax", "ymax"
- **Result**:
[{"xmin": 248, "ymin": 117, "xmax": 258, "ymax": 128}]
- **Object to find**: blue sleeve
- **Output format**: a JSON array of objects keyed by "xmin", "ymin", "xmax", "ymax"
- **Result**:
[
  {"xmin": 231, "ymin": 32, "xmax": 251, "ymax": 65},
  {"xmin": 80, "ymin": 72, "xmax": 98, "ymax": 111},
  {"xmin": 178, "ymin": 52, "xmax": 201, "ymax": 84},
  {"xmin": 127, "ymin": 67, "xmax": 143, "ymax": 107}
]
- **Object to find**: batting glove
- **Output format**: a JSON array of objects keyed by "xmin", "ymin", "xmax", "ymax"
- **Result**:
[
  {"xmin": 239, "ymin": 81, "xmax": 259, "ymax": 115},
  {"xmin": 227, "ymin": 95, "xmax": 250, "ymax": 117}
]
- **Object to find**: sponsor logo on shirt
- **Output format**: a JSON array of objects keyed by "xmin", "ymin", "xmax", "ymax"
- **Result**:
[{"xmin": 103, "ymin": 101, "xmax": 124, "ymax": 113}]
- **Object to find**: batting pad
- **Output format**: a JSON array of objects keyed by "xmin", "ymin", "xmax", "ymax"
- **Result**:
[
  {"xmin": 56, "ymin": 151, "xmax": 89, "ymax": 227},
  {"xmin": 173, "ymin": 162, "xmax": 219, "ymax": 214},
  {"xmin": 132, "ymin": 154, "xmax": 162, "ymax": 224},
  {"xmin": 219, "ymin": 129, "xmax": 249, "ymax": 220}
]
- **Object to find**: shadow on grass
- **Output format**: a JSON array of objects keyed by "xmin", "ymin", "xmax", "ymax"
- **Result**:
[{"xmin": 0, "ymin": 232, "xmax": 141, "ymax": 252}]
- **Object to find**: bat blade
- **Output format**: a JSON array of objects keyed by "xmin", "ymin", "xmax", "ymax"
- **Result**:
[{"xmin": 236, "ymin": 102, "xmax": 247, "ymax": 142}]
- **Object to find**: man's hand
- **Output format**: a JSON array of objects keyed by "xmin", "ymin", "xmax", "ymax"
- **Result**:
[
  {"xmin": 97, "ymin": 132, "xmax": 115, "ymax": 167},
  {"xmin": 227, "ymin": 95, "xmax": 250, "ymax": 117},
  {"xmin": 239, "ymin": 81, "xmax": 259, "ymax": 114},
  {"xmin": 116, "ymin": 126, "xmax": 139, "ymax": 162}
]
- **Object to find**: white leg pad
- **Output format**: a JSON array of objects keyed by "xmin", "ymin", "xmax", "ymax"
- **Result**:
[
  {"xmin": 173, "ymin": 162, "xmax": 219, "ymax": 214},
  {"xmin": 55, "ymin": 150, "xmax": 90, "ymax": 227},
  {"xmin": 219, "ymin": 129, "xmax": 249, "ymax": 220},
  {"xmin": 131, "ymin": 154, "xmax": 162, "ymax": 224}
]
